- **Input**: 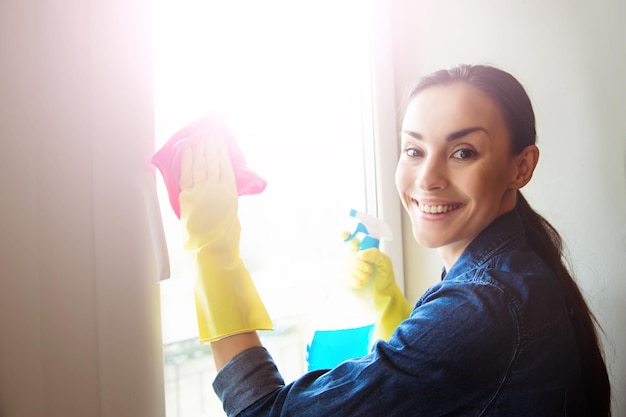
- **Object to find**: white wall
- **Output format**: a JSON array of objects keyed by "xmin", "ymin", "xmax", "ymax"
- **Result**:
[
  {"xmin": 0, "ymin": 1, "xmax": 165, "ymax": 416},
  {"xmin": 387, "ymin": 0, "xmax": 626, "ymax": 414}
]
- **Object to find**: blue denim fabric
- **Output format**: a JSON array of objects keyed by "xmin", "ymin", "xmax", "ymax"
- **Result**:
[{"xmin": 213, "ymin": 209, "xmax": 583, "ymax": 416}]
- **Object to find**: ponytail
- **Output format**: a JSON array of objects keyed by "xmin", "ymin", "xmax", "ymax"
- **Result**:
[{"xmin": 516, "ymin": 192, "xmax": 611, "ymax": 416}]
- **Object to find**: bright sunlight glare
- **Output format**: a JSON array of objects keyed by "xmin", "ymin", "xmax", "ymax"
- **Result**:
[
  {"xmin": 152, "ymin": 0, "xmax": 373, "ymax": 346},
  {"xmin": 152, "ymin": 3, "xmax": 376, "ymax": 415}
]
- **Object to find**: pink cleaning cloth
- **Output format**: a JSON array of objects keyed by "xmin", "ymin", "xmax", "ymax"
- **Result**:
[{"xmin": 151, "ymin": 114, "xmax": 267, "ymax": 219}]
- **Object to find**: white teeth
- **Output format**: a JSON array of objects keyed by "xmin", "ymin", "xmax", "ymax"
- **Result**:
[{"xmin": 419, "ymin": 203, "xmax": 459, "ymax": 214}]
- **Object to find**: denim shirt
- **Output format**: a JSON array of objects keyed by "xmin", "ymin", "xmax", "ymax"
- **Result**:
[{"xmin": 214, "ymin": 209, "xmax": 583, "ymax": 416}]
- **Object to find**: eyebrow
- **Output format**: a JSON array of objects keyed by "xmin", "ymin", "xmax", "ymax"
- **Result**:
[{"xmin": 402, "ymin": 127, "xmax": 487, "ymax": 141}]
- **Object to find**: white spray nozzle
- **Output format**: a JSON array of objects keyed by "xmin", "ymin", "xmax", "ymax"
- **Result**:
[{"xmin": 346, "ymin": 209, "xmax": 392, "ymax": 250}]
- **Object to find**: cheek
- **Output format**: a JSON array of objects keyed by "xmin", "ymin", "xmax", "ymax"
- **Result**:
[
  {"xmin": 394, "ymin": 164, "xmax": 409, "ymax": 194},
  {"xmin": 468, "ymin": 165, "xmax": 512, "ymax": 202},
  {"xmin": 394, "ymin": 165, "xmax": 414, "ymax": 213}
]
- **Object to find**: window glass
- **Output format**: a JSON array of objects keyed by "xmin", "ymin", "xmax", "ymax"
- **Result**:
[{"xmin": 152, "ymin": 1, "xmax": 374, "ymax": 415}]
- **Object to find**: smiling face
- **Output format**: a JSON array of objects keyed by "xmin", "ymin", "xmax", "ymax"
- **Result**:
[{"xmin": 395, "ymin": 82, "xmax": 527, "ymax": 269}]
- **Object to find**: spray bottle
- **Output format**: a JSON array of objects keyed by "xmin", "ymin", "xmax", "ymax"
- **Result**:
[{"xmin": 306, "ymin": 209, "xmax": 392, "ymax": 371}]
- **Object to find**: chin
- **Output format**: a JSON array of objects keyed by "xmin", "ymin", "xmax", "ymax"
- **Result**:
[{"xmin": 412, "ymin": 230, "xmax": 443, "ymax": 249}]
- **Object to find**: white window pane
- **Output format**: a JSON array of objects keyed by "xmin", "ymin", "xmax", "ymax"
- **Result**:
[{"xmin": 153, "ymin": 1, "xmax": 375, "ymax": 415}]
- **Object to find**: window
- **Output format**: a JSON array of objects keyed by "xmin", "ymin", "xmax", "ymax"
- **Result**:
[{"xmin": 151, "ymin": 1, "xmax": 391, "ymax": 415}]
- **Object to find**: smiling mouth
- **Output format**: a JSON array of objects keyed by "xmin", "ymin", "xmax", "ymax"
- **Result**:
[{"xmin": 413, "ymin": 199, "xmax": 462, "ymax": 214}]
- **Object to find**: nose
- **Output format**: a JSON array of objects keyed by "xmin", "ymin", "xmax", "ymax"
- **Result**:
[{"xmin": 417, "ymin": 154, "xmax": 448, "ymax": 191}]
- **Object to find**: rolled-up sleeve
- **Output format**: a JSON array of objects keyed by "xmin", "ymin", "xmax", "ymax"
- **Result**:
[{"xmin": 213, "ymin": 346, "xmax": 285, "ymax": 416}]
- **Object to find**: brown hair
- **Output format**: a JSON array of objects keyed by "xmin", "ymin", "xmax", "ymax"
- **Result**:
[{"xmin": 407, "ymin": 64, "xmax": 611, "ymax": 416}]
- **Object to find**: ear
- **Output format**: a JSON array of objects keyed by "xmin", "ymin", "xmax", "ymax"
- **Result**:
[{"xmin": 510, "ymin": 144, "xmax": 539, "ymax": 189}]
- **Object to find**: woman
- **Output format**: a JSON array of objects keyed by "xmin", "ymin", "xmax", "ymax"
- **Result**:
[{"xmin": 177, "ymin": 64, "xmax": 611, "ymax": 416}]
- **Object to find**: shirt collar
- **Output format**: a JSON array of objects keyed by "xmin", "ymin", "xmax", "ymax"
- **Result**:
[{"xmin": 442, "ymin": 208, "xmax": 526, "ymax": 280}]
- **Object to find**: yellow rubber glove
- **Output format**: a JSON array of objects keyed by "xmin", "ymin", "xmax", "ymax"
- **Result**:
[
  {"xmin": 178, "ymin": 133, "xmax": 273, "ymax": 342},
  {"xmin": 344, "ymin": 234, "xmax": 412, "ymax": 341}
]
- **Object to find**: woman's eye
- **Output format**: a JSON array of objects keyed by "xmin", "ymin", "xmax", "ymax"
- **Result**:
[
  {"xmin": 404, "ymin": 148, "xmax": 423, "ymax": 158},
  {"xmin": 452, "ymin": 148, "xmax": 477, "ymax": 159}
]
